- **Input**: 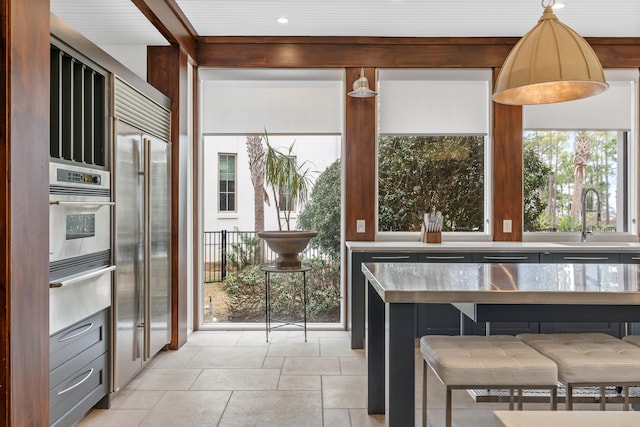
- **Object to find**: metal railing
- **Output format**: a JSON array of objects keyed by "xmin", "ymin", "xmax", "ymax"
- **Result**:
[{"xmin": 203, "ymin": 230, "xmax": 330, "ymax": 283}]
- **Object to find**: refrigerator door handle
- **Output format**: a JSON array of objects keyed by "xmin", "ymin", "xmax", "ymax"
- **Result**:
[{"xmin": 143, "ymin": 136, "xmax": 152, "ymax": 361}]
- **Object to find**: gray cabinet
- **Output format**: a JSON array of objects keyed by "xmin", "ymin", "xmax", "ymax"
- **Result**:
[
  {"xmin": 415, "ymin": 252, "xmax": 471, "ymax": 336},
  {"xmin": 350, "ymin": 247, "xmax": 634, "ymax": 347},
  {"xmin": 349, "ymin": 252, "xmax": 417, "ymax": 348},
  {"xmin": 539, "ymin": 251, "xmax": 623, "ymax": 337},
  {"xmin": 49, "ymin": 308, "xmax": 109, "ymax": 427}
]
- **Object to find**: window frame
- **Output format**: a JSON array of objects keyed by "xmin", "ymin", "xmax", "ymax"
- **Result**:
[{"xmin": 218, "ymin": 152, "xmax": 237, "ymax": 213}]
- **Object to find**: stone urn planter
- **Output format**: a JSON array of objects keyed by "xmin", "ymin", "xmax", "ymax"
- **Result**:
[{"xmin": 258, "ymin": 230, "xmax": 317, "ymax": 269}]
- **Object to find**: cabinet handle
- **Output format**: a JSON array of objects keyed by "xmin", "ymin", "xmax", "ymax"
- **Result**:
[
  {"xmin": 483, "ymin": 256, "xmax": 530, "ymax": 260},
  {"xmin": 58, "ymin": 322, "xmax": 94, "ymax": 342},
  {"xmin": 630, "ymin": 257, "xmax": 640, "ymax": 260},
  {"xmin": 425, "ymin": 256, "xmax": 466, "ymax": 260},
  {"xmin": 57, "ymin": 368, "xmax": 94, "ymax": 395},
  {"xmin": 563, "ymin": 256, "xmax": 610, "ymax": 261},
  {"xmin": 370, "ymin": 256, "xmax": 411, "ymax": 260}
]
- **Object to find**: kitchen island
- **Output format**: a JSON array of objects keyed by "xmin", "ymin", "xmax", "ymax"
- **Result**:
[
  {"xmin": 362, "ymin": 261, "xmax": 640, "ymax": 427},
  {"xmin": 347, "ymin": 240, "xmax": 640, "ymax": 348}
]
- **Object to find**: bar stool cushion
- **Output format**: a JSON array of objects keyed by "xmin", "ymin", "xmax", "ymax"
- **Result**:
[
  {"xmin": 420, "ymin": 335, "xmax": 558, "ymax": 386},
  {"xmin": 517, "ymin": 333, "xmax": 640, "ymax": 384},
  {"xmin": 622, "ymin": 335, "xmax": 640, "ymax": 347}
]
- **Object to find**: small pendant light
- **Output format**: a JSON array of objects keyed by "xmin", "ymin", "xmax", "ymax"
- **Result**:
[
  {"xmin": 348, "ymin": 68, "xmax": 378, "ymax": 98},
  {"xmin": 493, "ymin": 0, "xmax": 608, "ymax": 105}
]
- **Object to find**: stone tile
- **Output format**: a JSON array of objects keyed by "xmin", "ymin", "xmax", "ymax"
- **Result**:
[
  {"xmin": 146, "ymin": 346, "xmax": 200, "ymax": 369},
  {"xmin": 185, "ymin": 346, "xmax": 267, "ymax": 368},
  {"xmin": 184, "ymin": 332, "xmax": 241, "ymax": 347},
  {"xmin": 190, "ymin": 368, "xmax": 280, "ymax": 390},
  {"xmin": 267, "ymin": 339, "xmax": 320, "ymax": 357},
  {"xmin": 278, "ymin": 375, "xmax": 321, "ymax": 391},
  {"xmin": 140, "ymin": 391, "xmax": 230, "ymax": 427},
  {"xmin": 126, "ymin": 368, "xmax": 201, "ymax": 391},
  {"xmin": 339, "ymin": 356, "xmax": 367, "ymax": 376},
  {"xmin": 263, "ymin": 356, "xmax": 284, "ymax": 369},
  {"xmin": 307, "ymin": 330, "xmax": 350, "ymax": 339},
  {"xmin": 109, "ymin": 391, "xmax": 165, "ymax": 410},
  {"xmin": 236, "ymin": 334, "xmax": 270, "ymax": 347},
  {"xmin": 218, "ymin": 390, "xmax": 322, "ymax": 427},
  {"xmin": 347, "ymin": 409, "xmax": 385, "ymax": 427},
  {"xmin": 76, "ymin": 409, "xmax": 149, "ymax": 427},
  {"xmin": 322, "ymin": 376, "xmax": 367, "ymax": 409},
  {"xmin": 323, "ymin": 408, "xmax": 351, "ymax": 427},
  {"xmin": 282, "ymin": 356, "xmax": 340, "ymax": 375},
  {"xmin": 320, "ymin": 337, "xmax": 355, "ymax": 357}
]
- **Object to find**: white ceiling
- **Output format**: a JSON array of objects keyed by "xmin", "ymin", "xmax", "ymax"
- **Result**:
[{"xmin": 52, "ymin": 0, "xmax": 640, "ymax": 48}]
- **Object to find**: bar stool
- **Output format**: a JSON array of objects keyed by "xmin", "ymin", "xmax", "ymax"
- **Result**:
[
  {"xmin": 421, "ymin": 335, "xmax": 558, "ymax": 427},
  {"xmin": 517, "ymin": 333, "xmax": 640, "ymax": 410}
]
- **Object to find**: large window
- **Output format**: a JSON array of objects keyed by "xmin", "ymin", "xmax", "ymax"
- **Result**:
[
  {"xmin": 218, "ymin": 154, "xmax": 236, "ymax": 212},
  {"xmin": 522, "ymin": 69, "xmax": 638, "ymax": 237},
  {"xmin": 377, "ymin": 69, "xmax": 491, "ymax": 234},
  {"xmin": 199, "ymin": 69, "xmax": 344, "ymax": 328},
  {"xmin": 523, "ymin": 131, "xmax": 625, "ymax": 233},
  {"xmin": 378, "ymin": 135, "xmax": 485, "ymax": 232}
]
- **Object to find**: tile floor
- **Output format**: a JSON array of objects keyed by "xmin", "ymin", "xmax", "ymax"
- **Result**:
[{"xmin": 77, "ymin": 329, "xmax": 633, "ymax": 427}]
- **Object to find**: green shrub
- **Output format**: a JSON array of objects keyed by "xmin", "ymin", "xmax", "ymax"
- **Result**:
[{"xmin": 222, "ymin": 257, "xmax": 340, "ymax": 322}]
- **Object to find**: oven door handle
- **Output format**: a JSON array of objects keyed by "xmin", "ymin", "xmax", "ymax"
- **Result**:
[
  {"xmin": 50, "ymin": 265, "xmax": 116, "ymax": 288},
  {"xmin": 49, "ymin": 200, "xmax": 114, "ymax": 207}
]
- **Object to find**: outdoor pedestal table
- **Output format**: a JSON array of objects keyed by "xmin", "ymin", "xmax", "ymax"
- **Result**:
[{"xmin": 362, "ymin": 262, "xmax": 640, "ymax": 427}]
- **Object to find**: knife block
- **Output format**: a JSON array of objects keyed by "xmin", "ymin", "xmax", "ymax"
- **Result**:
[{"xmin": 423, "ymin": 231, "xmax": 442, "ymax": 244}]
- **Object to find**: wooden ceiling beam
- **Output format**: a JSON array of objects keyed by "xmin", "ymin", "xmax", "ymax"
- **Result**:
[
  {"xmin": 196, "ymin": 36, "xmax": 640, "ymax": 69},
  {"xmin": 132, "ymin": 0, "xmax": 198, "ymax": 61}
]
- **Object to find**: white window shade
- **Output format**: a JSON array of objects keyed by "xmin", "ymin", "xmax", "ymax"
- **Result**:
[
  {"xmin": 378, "ymin": 69, "xmax": 491, "ymax": 135},
  {"xmin": 201, "ymin": 78, "xmax": 343, "ymax": 134},
  {"xmin": 523, "ymin": 69, "xmax": 639, "ymax": 131}
]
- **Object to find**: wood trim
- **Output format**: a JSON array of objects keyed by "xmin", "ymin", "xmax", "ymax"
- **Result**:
[
  {"xmin": 196, "ymin": 36, "xmax": 640, "ymax": 69},
  {"xmin": 1, "ymin": 0, "xmax": 50, "ymax": 425},
  {"xmin": 132, "ymin": 0, "xmax": 198, "ymax": 61},
  {"xmin": 492, "ymin": 68, "xmax": 523, "ymax": 242},
  {"xmin": 344, "ymin": 67, "xmax": 377, "ymax": 242},
  {"xmin": 147, "ymin": 46, "xmax": 189, "ymax": 350}
]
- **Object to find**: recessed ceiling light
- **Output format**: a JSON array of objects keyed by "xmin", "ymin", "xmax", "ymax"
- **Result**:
[
  {"xmin": 277, "ymin": 17, "xmax": 289, "ymax": 24},
  {"xmin": 552, "ymin": 3, "xmax": 565, "ymax": 9}
]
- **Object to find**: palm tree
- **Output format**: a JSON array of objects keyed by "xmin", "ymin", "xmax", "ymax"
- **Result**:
[
  {"xmin": 246, "ymin": 135, "xmax": 266, "ymax": 262},
  {"xmin": 570, "ymin": 132, "xmax": 592, "ymax": 222}
]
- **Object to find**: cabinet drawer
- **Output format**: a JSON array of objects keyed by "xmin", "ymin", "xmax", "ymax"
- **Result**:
[
  {"xmin": 364, "ymin": 252, "xmax": 417, "ymax": 262},
  {"xmin": 619, "ymin": 253, "xmax": 640, "ymax": 264},
  {"xmin": 472, "ymin": 252, "xmax": 539, "ymax": 263},
  {"xmin": 50, "ymin": 353, "xmax": 108, "ymax": 426},
  {"xmin": 541, "ymin": 252, "xmax": 619, "ymax": 264},
  {"xmin": 50, "ymin": 309, "xmax": 108, "ymax": 371},
  {"xmin": 417, "ymin": 252, "xmax": 472, "ymax": 263}
]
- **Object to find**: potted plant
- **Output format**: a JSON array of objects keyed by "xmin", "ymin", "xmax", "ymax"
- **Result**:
[{"xmin": 257, "ymin": 133, "xmax": 317, "ymax": 269}]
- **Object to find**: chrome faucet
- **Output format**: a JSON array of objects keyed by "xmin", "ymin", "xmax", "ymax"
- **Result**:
[{"xmin": 581, "ymin": 187, "xmax": 601, "ymax": 242}]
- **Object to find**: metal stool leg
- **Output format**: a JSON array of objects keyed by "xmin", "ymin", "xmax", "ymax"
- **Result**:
[{"xmin": 422, "ymin": 359, "xmax": 428, "ymax": 427}]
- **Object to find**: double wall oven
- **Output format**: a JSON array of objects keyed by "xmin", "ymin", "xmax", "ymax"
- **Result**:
[{"xmin": 49, "ymin": 162, "xmax": 115, "ymax": 335}]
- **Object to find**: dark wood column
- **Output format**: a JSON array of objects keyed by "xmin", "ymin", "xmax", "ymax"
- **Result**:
[
  {"xmin": 147, "ymin": 46, "xmax": 189, "ymax": 350},
  {"xmin": 344, "ymin": 67, "xmax": 377, "ymax": 242},
  {"xmin": 492, "ymin": 68, "xmax": 523, "ymax": 241},
  {"xmin": 0, "ymin": 0, "xmax": 50, "ymax": 425}
]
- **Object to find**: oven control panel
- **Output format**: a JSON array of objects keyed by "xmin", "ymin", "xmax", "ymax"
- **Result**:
[{"xmin": 56, "ymin": 168, "xmax": 102, "ymax": 185}]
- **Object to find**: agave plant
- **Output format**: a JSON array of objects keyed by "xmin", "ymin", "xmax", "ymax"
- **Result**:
[{"xmin": 263, "ymin": 132, "xmax": 314, "ymax": 231}]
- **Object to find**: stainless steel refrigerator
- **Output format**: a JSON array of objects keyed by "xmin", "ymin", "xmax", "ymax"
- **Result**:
[{"xmin": 113, "ymin": 119, "xmax": 171, "ymax": 391}]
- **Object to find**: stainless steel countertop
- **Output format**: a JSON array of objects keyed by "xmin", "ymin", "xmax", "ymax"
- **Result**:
[
  {"xmin": 347, "ymin": 241, "xmax": 640, "ymax": 252},
  {"xmin": 362, "ymin": 262, "xmax": 640, "ymax": 305}
]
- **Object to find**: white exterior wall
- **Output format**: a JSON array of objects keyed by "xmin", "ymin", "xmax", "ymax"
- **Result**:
[{"xmin": 203, "ymin": 134, "xmax": 341, "ymax": 233}]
